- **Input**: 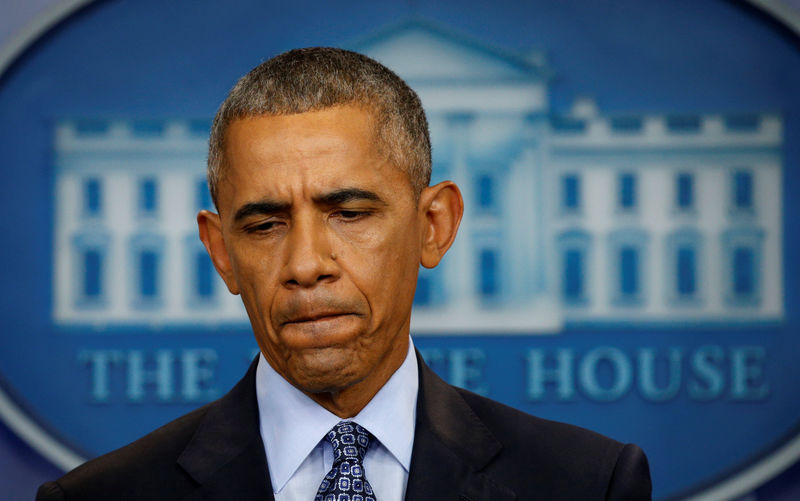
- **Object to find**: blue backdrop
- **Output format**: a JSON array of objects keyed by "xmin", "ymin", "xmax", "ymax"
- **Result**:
[{"xmin": 1, "ymin": 1, "xmax": 800, "ymax": 499}]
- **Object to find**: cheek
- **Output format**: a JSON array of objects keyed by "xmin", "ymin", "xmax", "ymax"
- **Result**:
[
  {"xmin": 230, "ymin": 240, "xmax": 281, "ymax": 301},
  {"xmin": 349, "ymin": 226, "xmax": 420, "ymax": 307}
]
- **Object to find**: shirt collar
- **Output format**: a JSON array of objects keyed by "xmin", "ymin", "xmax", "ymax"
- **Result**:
[
  {"xmin": 352, "ymin": 338, "xmax": 418, "ymax": 472},
  {"xmin": 255, "ymin": 338, "xmax": 419, "ymax": 492}
]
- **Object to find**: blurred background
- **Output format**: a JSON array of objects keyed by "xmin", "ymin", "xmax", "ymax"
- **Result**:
[{"xmin": 1, "ymin": 1, "xmax": 800, "ymax": 499}]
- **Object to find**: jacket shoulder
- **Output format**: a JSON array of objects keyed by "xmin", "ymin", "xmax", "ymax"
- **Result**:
[
  {"xmin": 454, "ymin": 387, "xmax": 651, "ymax": 500},
  {"xmin": 456, "ymin": 386, "xmax": 621, "ymax": 451},
  {"xmin": 38, "ymin": 404, "xmax": 211, "ymax": 500},
  {"xmin": 36, "ymin": 357, "xmax": 265, "ymax": 501}
]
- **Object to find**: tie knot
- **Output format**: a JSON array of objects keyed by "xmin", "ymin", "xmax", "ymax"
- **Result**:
[{"xmin": 325, "ymin": 421, "xmax": 372, "ymax": 464}]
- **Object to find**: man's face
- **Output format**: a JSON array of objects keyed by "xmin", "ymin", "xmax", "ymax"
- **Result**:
[{"xmin": 207, "ymin": 105, "xmax": 423, "ymax": 396}]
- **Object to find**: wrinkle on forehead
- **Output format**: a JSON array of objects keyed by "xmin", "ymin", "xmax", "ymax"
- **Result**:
[{"xmin": 220, "ymin": 103, "xmax": 398, "ymax": 189}]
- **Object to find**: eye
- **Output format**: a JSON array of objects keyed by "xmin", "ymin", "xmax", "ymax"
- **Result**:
[
  {"xmin": 334, "ymin": 209, "xmax": 370, "ymax": 221},
  {"xmin": 245, "ymin": 220, "xmax": 283, "ymax": 234}
]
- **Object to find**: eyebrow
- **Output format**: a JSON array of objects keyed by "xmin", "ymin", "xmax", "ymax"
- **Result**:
[
  {"xmin": 313, "ymin": 188, "xmax": 385, "ymax": 206},
  {"xmin": 232, "ymin": 188, "xmax": 385, "ymax": 222},
  {"xmin": 233, "ymin": 200, "xmax": 290, "ymax": 222}
]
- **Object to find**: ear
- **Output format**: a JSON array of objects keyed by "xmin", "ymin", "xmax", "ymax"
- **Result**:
[
  {"xmin": 197, "ymin": 210, "xmax": 241, "ymax": 295},
  {"xmin": 418, "ymin": 181, "xmax": 464, "ymax": 269}
]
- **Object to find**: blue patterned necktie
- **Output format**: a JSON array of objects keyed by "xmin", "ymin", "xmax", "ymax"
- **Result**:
[{"xmin": 314, "ymin": 421, "xmax": 377, "ymax": 501}]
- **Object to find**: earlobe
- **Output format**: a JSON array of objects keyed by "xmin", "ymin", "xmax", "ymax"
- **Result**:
[
  {"xmin": 197, "ymin": 210, "xmax": 241, "ymax": 295},
  {"xmin": 419, "ymin": 181, "xmax": 464, "ymax": 269}
]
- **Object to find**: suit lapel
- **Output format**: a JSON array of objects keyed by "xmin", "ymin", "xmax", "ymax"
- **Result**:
[
  {"xmin": 171, "ymin": 352, "xmax": 517, "ymax": 500},
  {"xmin": 177, "ymin": 358, "xmax": 274, "ymax": 501},
  {"xmin": 405, "ymin": 352, "xmax": 516, "ymax": 501}
]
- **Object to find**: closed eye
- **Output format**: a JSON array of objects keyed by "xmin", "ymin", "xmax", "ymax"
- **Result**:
[
  {"xmin": 244, "ymin": 220, "xmax": 284, "ymax": 233},
  {"xmin": 334, "ymin": 209, "xmax": 371, "ymax": 220}
]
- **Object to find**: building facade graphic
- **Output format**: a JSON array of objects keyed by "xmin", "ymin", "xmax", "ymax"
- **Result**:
[{"xmin": 52, "ymin": 21, "xmax": 784, "ymax": 331}]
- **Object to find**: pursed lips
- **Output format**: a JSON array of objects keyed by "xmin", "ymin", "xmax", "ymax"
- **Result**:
[
  {"xmin": 276, "ymin": 295, "xmax": 364, "ymax": 327},
  {"xmin": 281, "ymin": 311, "xmax": 355, "ymax": 325}
]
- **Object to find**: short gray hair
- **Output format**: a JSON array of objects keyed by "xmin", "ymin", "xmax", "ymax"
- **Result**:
[{"xmin": 207, "ymin": 47, "xmax": 432, "ymax": 208}]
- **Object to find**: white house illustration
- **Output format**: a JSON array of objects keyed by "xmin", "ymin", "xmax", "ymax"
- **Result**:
[{"xmin": 52, "ymin": 20, "xmax": 784, "ymax": 332}]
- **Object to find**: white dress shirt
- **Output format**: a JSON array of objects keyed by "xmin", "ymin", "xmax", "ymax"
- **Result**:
[{"xmin": 255, "ymin": 338, "xmax": 419, "ymax": 501}]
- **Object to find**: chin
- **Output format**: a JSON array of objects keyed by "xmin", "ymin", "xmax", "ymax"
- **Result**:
[{"xmin": 288, "ymin": 346, "xmax": 368, "ymax": 394}]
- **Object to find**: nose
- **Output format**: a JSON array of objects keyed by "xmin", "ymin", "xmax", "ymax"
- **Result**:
[{"xmin": 280, "ymin": 214, "xmax": 339, "ymax": 288}]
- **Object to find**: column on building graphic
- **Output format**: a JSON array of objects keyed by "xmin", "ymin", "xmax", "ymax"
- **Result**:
[
  {"xmin": 53, "ymin": 119, "xmax": 247, "ymax": 326},
  {"xmin": 547, "ymin": 97, "xmax": 783, "ymax": 321}
]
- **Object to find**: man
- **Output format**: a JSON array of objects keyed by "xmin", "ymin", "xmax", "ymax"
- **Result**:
[{"xmin": 37, "ymin": 47, "xmax": 651, "ymax": 500}]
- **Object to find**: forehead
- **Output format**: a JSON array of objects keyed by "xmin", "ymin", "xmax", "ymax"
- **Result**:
[
  {"xmin": 228, "ymin": 105, "xmax": 377, "ymax": 153},
  {"xmin": 218, "ymin": 106, "xmax": 411, "ymax": 205}
]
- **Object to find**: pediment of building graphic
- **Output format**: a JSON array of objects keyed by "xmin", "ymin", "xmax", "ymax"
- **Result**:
[{"xmin": 348, "ymin": 18, "xmax": 551, "ymax": 83}]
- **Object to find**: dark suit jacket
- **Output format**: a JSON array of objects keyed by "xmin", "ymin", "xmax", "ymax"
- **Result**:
[{"xmin": 37, "ymin": 353, "xmax": 651, "ymax": 500}]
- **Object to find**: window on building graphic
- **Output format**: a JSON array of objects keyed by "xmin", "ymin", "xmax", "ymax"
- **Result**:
[
  {"xmin": 666, "ymin": 229, "xmax": 702, "ymax": 305},
  {"xmin": 72, "ymin": 232, "xmax": 110, "ymax": 308},
  {"xmin": 666, "ymin": 115, "xmax": 701, "ymax": 133},
  {"xmin": 138, "ymin": 250, "xmax": 159, "ymax": 298},
  {"xmin": 476, "ymin": 174, "xmax": 495, "ymax": 212},
  {"xmin": 196, "ymin": 178, "xmax": 212, "ymax": 210},
  {"xmin": 610, "ymin": 116, "xmax": 643, "ymax": 133},
  {"xmin": 139, "ymin": 178, "xmax": 158, "ymax": 215},
  {"xmin": 413, "ymin": 267, "xmax": 444, "ymax": 307},
  {"xmin": 194, "ymin": 250, "xmax": 214, "ymax": 299},
  {"xmin": 479, "ymin": 249, "xmax": 499, "ymax": 299},
  {"xmin": 550, "ymin": 115, "xmax": 586, "ymax": 133},
  {"xmin": 620, "ymin": 246, "xmax": 639, "ymax": 296},
  {"xmin": 561, "ymin": 174, "xmax": 581, "ymax": 211},
  {"xmin": 722, "ymin": 228, "xmax": 763, "ymax": 306},
  {"xmin": 610, "ymin": 229, "xmax": 648, "ymax": 306},
  {"xmin": 733, "ymin": 170, "xmax": 754, "ymax": 211},
  {"xmin": 84, "ymin": 178, "xmax": 102, "ymax": 216},
  {"xmin": 131, "ymin": 119, "xmax": 164, "ymax": 137},
  {"xmin": 130, "ymin": 234, "xmax": 164, "ymax": 307},
  {"xmin": 724, "ymin": 114, "xmax": 760, "ymax": 132},
  {"xmin": 676, "ymin": 173, "xmax": 694, "ymax": 210},
  {"xmin": 186, "ymin": 238, "xmax": 217, "ymax": 307},
  {"xmin": 414, "ymin": 275, "xmax": 431, "ymax": 306},
  {"xmin": 564, "ymin": 249, "xmax": 584, "ymax": 300},
  {"xmin": 73, "ymin": 119, "xmax": 108, "ymax": 136},
  {"xmin": 618, "ymin": 173, "xmax": 637, "ymax": 210},
  {"xmin": 733, "ymin": 247, "xmax": 755, "ymax": 297},
  {"xmin": 676, "ymin": 247, "xmax": 696, "ymax": 297},
  {"xmin": 83, "ymin": 249, "xmax": 103, "ymax": 298},
  {"xmin": 558, "ymin": 230, "xmax": 591, "ymax": 306},
  {"xmin": 189, "ymin": 119, "xmax": 211, "ymax": 137}
]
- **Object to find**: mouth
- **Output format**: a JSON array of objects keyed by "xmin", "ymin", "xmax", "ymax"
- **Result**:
[
  {"xmin": 275, "ymin": 306, "xmax": 364, "ymax": 348},
  {"xmin": 282, "ymin": 311, "xmax": 355, "ymax": 325}
]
